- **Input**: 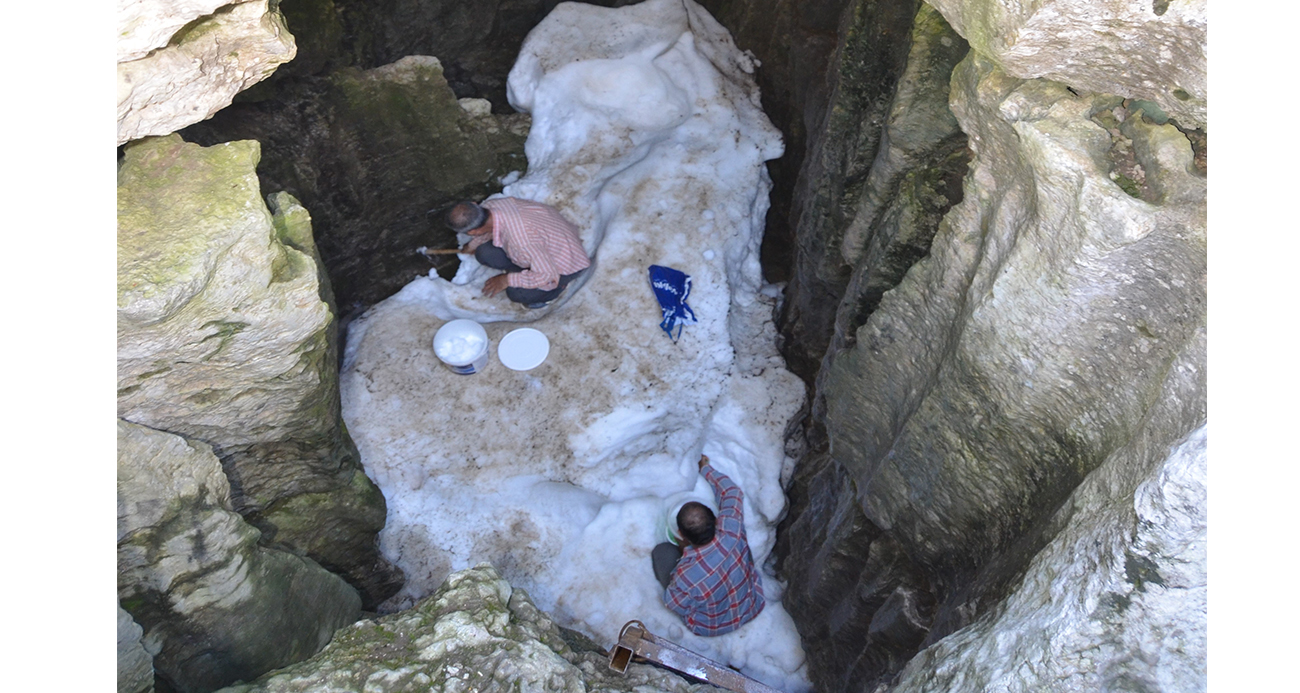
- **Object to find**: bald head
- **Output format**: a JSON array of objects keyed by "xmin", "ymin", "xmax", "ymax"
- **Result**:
[
  {"xmin": 446, "ymin": 201, "xmax": 489, "ymax": 233},
  {"xmin": 677, "ymin": 502, "xmax": 716, "ymax": 546}
]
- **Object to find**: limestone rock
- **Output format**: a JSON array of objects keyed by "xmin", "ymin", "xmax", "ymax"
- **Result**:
[
  {"xmin": 785, "ymin": 49, "xmax": 1206, "ymax": 691},
  {"xmin": 117, "ymin": 134, "xmax": 401, "ymax": 607},
  {"xmin": 924, "ymin": 0, "xmax": 1206, "ymax": 129},
  {"xmin": 118, "ymin": 0, "xmax": 233, "ymax": 62},
  {"xmin": 180, "ymin": 55, "xmax": 530, "ymax": 309},
  {"xmin": 117, "ymin": 420, "xmax": 362, "ymax": 693},
  {"xmin": 823, "ymin": 52, "xmax": 1205, "ymax": 595},
  {"xmin": 890, "ymin": 423, "xmax": 1207, "ymax": 693},
  {"xmin": 118, "ymin": 605, "xmax": 154, "ymax": 693},
  {"xmin": 816, "ymin": 3, "xmax": 970, "ymax": 393},
  {"xmin": 838, "ymin": 3, "xmax": 969, "ymax": 266},
  {"xmin": 329, "ymin": 0, "xmax": 633, "ymax": 107},
  {"xmin": 217, "ymin": 564, "xmax": 716, "ymax": 693},
  {"xmin": 117, "ymin": 133, "xmax": 335, "ymax": 446},
  {"xmin": 694, "ymin": 0, "xmax": 873, "ymax": 284},
  {"xmin": 117, "ymin": 0, "xmax": 296, "ymax": 144}
]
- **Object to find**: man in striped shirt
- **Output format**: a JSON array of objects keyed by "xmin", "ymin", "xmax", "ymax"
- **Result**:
[
  {"xmin": 652, "ymin": 455, "xmax": 766, "ymax": 636},
  {"xmin": 448, "ymin": 198, "xmax": 591, "ymax": 308}
]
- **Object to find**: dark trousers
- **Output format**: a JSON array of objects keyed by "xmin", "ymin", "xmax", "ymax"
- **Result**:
[
  {"xmin": 474, "ymin": 242, "xmax": 581, "ymax": 305},
  {"xmin": 652, "ymin": 542, "xmax": 684, "ymax": 589}
]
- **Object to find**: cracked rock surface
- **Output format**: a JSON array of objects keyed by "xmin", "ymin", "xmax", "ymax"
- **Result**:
[
  {"xmin": 219, "ymin": 564, "xmax": 717, "ymax": 693},
  {"xmin": 118, "ymin": 420, "xmax": 362, "ymax": 693}
]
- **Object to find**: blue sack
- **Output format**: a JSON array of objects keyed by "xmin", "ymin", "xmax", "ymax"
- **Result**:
[{"xmin": 648, "ymin": 265, "xmax": 697, "ymax": 342}]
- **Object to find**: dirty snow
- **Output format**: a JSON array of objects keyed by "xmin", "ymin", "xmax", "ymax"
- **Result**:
[{"xmin": 339, "ymin": 1, "xmax": 809, "ymax": 690}]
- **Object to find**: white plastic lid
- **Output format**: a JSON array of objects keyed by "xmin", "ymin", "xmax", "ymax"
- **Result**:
[{"xmin": 498, "ymin": 328, "xmax": 550, "ymax": 371}]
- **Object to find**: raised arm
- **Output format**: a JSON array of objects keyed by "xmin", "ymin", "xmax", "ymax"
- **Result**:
[{"xmin": 700, "ymin": 457, "xmax": 745, "ymax": 537}]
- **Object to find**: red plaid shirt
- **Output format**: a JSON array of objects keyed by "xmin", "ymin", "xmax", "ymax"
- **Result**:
[
  {"xmin": 664, "ymin": 464, "xmax": 766, "ymax": 636},
  {"xmin": 474, "ymin": 197, "xmax": 590, "ymax": 290}
]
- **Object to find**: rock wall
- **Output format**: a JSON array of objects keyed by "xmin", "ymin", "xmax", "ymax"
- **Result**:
[
  {"xmin": 117, "ymin": 134, "xmax": 402, "ymax": 607},
  {"xmin": 763, "ymin": 0, "xmax": 1207, "ymax": 690},
  {"xmin": 693, "ymin": 0, "xmax": 866, "ymax": 285},
  {"xmin": 217, "ymin": 564, "xmax": 717, "ymax": 693},
  {"xmin": 118, "ymin": 420, "xmax": 362, "ymax": 692},
  {"xmin": 180, "ymin": 56, "xmax": 531, "ymax": 310},
  {"xmin": 699, "ymin": 0, "xmax": 928, "ymax": 367},
  {"xmin": 118, "ymin": 0, "xmax": 296, "ymax": 144},
  {"xmin": 825, "ymin": 51, "xmax": 1205, "ymax": 609},
  {"xmin": 926, "ymin": 0, "xmax": 1206, "ymax": 130},
  {"xmin": 118, "ymin": 606, "xmax": 154, "ymax": 693},
  {"xmin": 115, "ymin": 0, "xmax": 1209, "ymax": 690},
  {"xmin": 888, "ymin": 423, "xmax": 1208, "ymax": 692}
]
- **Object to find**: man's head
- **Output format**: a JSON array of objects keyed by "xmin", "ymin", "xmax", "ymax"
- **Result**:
[
  {"xmin": 447, "ymin": 201, "xmax": 491, "ymax": 235},
  {"xmin": 677, "ymin": 502, "xmax": 716, "ymax": 546}
]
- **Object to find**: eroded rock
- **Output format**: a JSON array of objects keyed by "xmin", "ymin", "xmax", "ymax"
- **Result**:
[
  {"xmin": 925, "ymin": 0, "xmax": 1206, "ymax": 129},
  {"xmin": 891, "ymin": 420, "xmax": 1207, "ymax": 693},
  {"xmin": 118, "ymin": 0, "xmax": 233, "ymax": 62},
  {"xmin": 118, "ymin": 605, "xmax": 154, "ymax": 693},
  {"xmin": 773, "ymin": 0, "xmax": 925, "ymax": 380},
  {"xmin": 824, "ymin": 53, "xmax": 1205, "ymax": 596},
  {"xmin": 781, "ymin": 47, "xmax": 1205, "ymax": 691},
  {"xmin": 117, "ymin": 134, "xmax": 401, "ymax": 606},
  {"xmin": 117, "ymin": 0, "xmax": 297, "ymax": 144},
  {"xmin": 773, "ymin": 11, "xmax": 971, "ymax": 686},
  {"xmin": 117, "ymin": 420, "xmax": 361, "ymax": 693},
  {"xmin": 217, "ymin": 564, "xmax": 717, "ymax": 693}
]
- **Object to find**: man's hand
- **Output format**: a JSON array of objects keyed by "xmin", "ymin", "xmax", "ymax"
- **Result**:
[
  {"xmin": 483, "ymin": 273, "xmax": 510, "ymax": 297},
  {"xmin": 698, "ymin": 454, "xmax": 709, "ymax": 472}
]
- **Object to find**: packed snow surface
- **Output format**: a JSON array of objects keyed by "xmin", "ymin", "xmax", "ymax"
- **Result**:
[{"xmin": 339, "ymin": 1, "xmax": 809, "ymax": 690}]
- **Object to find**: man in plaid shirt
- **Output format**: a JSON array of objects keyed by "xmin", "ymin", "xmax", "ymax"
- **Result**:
[
  {"xmin": 652, "ymin": 455, "xmax": 765, "ymax": 636},
  {"xmin": 448, "ymin": 198, "xmax": 590, "ymax": 308}
]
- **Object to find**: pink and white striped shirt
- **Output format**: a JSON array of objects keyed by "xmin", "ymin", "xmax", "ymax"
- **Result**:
[{"xmin": 478, "ymin": 198, "xmax": 590, "ymax": 290}]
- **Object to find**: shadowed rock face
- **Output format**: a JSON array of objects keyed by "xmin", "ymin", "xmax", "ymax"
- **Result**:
[
  {"xmin": 326, "ymin": 0, "xmax": 641, "ymax": 106},
  {"xmin": 181, "ymin": 56, "xmax": 531, "ymax": 312},
  {"xmin": 118, "ymin": 420, "xmax": 362, "ymax": 693},
  {"xmin": 694, "ymin": 0, "xmax": 868, "ymax": 285},
  {"xmin": 118, "ymin": 606, "xmax": 154, "ymax": 693},
  {"xmin": 700, "ymin": 0, "xmax": 927, "ymax": 364}
]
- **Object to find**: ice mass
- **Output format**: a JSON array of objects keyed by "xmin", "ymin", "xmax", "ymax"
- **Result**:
[{"xmin": 339, "ymin": 0, "xmax": 811, "ymax": 689}]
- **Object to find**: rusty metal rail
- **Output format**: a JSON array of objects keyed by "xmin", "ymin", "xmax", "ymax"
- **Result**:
[{"xmin": 607, "ymin": 620, "xmax": 784, "ymax": 693}]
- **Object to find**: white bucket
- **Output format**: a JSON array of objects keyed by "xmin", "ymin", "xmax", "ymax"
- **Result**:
[{"xmin": 433, "ymin": 319, "xmax": 489, "ymax": 375}]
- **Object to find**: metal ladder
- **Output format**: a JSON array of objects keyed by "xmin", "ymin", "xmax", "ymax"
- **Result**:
[{"xmin": 607, "ymin": 620, "xmax": 785, "ymax": 693}]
